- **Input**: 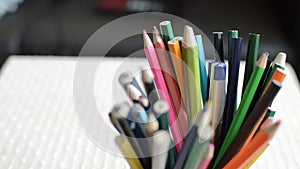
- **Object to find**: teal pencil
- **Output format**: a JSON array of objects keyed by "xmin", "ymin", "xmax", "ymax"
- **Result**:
[
  {"xmin": 195, "ymin": 35, "xmax": 208, "ymax": 102},
  {"xmin": 160, "ymin": 20, "xmax": 174, "ymax": 48}
]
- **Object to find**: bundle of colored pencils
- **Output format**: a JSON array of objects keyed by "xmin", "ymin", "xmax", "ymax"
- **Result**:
[{"xmin": 109, "ymin": 20, "xmax": 287, "ymax": 169}]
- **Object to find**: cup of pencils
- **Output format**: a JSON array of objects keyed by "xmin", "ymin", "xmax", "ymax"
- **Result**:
[{"xmin": 109, "ymin": 20, "xmax": 287, "ymax": 169}]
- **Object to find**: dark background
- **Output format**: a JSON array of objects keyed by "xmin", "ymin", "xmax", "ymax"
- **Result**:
[{"xmin": 0, "ymin": 0, "xmax": 299, "ymax": 78}]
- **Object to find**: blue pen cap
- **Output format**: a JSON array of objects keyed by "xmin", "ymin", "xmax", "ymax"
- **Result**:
[
  {"xmin": 208, "ymin": 61, "xmax": 218, "ymax": 77},
  {"xmin": 214, "ymin": 63, "xmax": 226, "ymax": 80}
]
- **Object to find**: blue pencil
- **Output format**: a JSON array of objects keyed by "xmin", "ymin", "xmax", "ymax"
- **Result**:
[{"xmin": 220, "ymin": 37, "xmax": 242, "ymax": 143}]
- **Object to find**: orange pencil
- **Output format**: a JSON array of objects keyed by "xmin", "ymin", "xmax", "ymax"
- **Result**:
[
  {"xmin": 168, "ymin": 39, "xmax": 188, "ymax": 112},
  {"xmin": 265, "ymin": 68, "xmax": 286, "ymax": 89},
  {"xmin": 223, "ymin": 121, "xmax": 281, "ymax": 169},
  {"xmin": 244, "ymin": 144, "xmax": 269, "ymax": 169},
  {"xmin": 239, "ymin": 109, "xmax": 268, "ymax": 150},
  {"xmin": 153, "ymin": 26, "xmax": 188, "ymax": 137},
  {"xmin": 240, "ymin": 69, "xmax": 286, "ymax": 150}
]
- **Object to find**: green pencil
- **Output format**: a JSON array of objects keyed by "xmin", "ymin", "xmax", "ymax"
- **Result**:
[
  {"xmin": 242, "ymin": 33, "xmax": 260, "ymax": 95},
  {"xmin": 182, "ymin": 25, "xmax": 203, "ymax": 121},
  {"xmin": 213, "ymin": 52, "xmax": 268, "ymax": 168},
  {"xmin": 153, "ymin": 100, "xmax": 169, "ymax": 130},
  {"xmin": 160, "ymin": 21, "xmax": 174, "ymax": 47},
  {"xmin": 183, "ymin": 126, "xmax": 213, "ymax": 169}
]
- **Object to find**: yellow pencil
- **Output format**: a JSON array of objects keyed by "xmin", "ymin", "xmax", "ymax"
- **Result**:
[
  {"xmin": 244, "ymin": 144, "xmax": 269, "ymax": 169},
  {"xmin": 115, "ymin": 135, "xmax": 143, "ymax": 169}
]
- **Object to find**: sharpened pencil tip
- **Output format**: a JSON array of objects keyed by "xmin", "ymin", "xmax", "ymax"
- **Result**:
[
  {"xmin": 183, "ymin": 25, "xmax": 197, "ymax": 47},
  {"xmin": 142, "ymin": 68, "xmax": 154, "ymax": 83},
  {"xmin": 275, "ymin": 120, "xmax": 281, "ymax": 126},
  {"xmin": 153, "ymin": 26, "xmax": 158, "ymax": 33},
  {"xmin": 266, "ymin": 120, "xmax": 281, "ymax": 138},
  {"xmin": 274, "ymin": 52, "xmax": 287, "ymax": 67},
  {"xmin": 152, "ymin": 26, "xmax": 163, "ymax": 43},
  {"xmin": 143, "ymin": 30, "xmax": 153, "ymax": 48},
  {"xmin": 127, "ymin": 84, "xmax": 142, "ymax": 100},
  {"xmin": 257, "ymin": 52, "xmax": 268, "ymax": 68},
  {"xmin": 207, "ymin": 143, "xmax": 215, "ymax": 158}
]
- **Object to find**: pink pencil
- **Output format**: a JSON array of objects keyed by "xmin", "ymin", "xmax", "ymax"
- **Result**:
[
  {"xmin": 143, "ymin": 30, "xmax": 183, "ymax": 152},
  {"xmin": 198, "ymin": 143, "xmax": 214, "ymax": 169},
  {"xmin": 152, "ymin": 26, "xmax": 188, "ymax": 137}
]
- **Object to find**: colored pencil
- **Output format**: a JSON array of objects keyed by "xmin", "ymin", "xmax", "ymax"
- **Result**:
[
  {"xmin": 160, "ymin": 21, "xmax": 175, "ymax": 47},
  {"xmin": 151, "ymin": 130, "xmax": 171, "ymax": 169},
  {"xmin": 173, "ymin": 126, "xmax": 198, "ymax": 169},
  {"xmin": 207, "ymin": 61, "xmax": 218, "ymax": 101},
  {"xmin": 118, "ymin": 117, "xmax": 149, "ymax": 167},
  {"xmin": 259, "ymin": 108, "xmax": 276, "ymax": 130},
  {"xmin": 211, "ymin": 63, "xmax": 226, "ymax": 131},
  {"xmin": 227, "ymin": 30, "xmax": 238, "ymax": 64},
  {"xmin": 220, "ymin": 37, "xmax": 242, "ymax": 144},
  {"xmin": 119, "ymin": 71, "xmax": 146, "ymax": 97},
  {"xmin": 198, "ymin": 143, "xmax": 215, "ymax": 169},
  {"xmin": 215, "ymin": 80, "xmax": 282, "ymax": 168},
  {"xmin": 212, "ymin": 32, "xmax": 224, "ymax": 62},
  {"xmin": 195, "ymin": 35, "xmax": 208, "ymax": 102},
  {"xmin": 111, "ymin": 102, "xmax": 147, "ymax": 138},
  {"xmin": 182, "ymin": 25, "xmax": 203, "ymax": 121},
  {"xmin": 131, "ymin": 103, "xmax": 148, "ymax": 123},
  {"xmin": 173, "ymin": 104, "xmax": 212, "ymax": 169},
  {"xmin": 142, "ymin": 68, "xmax": 160, "ymax": 104},
  {"xmin": 244, "ymin": 144, "xmax": 269, "ymax": 169},
  {"xmin": 208, "ymin": 62, "xmax": 221, "ymax": 101},
  {"xmin": 244, "ymin": 56, "xmax": 271, "ymax": 121},
  {"xmin": 265, "ymin": 68, "xmax": 286, "ymax": 89},
  {"xmin": 215, "ymin": 52, "xmax": 267, "ymax": 168},
  {"xmin": 153, "ymin": 100, "xmax": 170, "ymax": 130},
  {"xmin": 116, "ymin": 135, "xmax": 143, "ymax": 169},
  {"xmin": 143, "ymin": 30, "xmax": 183, "ymax": 152},
  {"xmin": 153, "ymin": 26, "xmax": 188, "ymax": 137},
  {"xmin": 127, "ymin": 84, "xmax": 151, "ymax": 111},
  {"xmin": 209, "ymin": 63, "xmax": 226, "ymax": 162},
  {"xmin": 166, "ymin": 141, "xmax": 177, "ymax": 169},
  {"xmin": 183, "ymin": 126, "xmax": 214, "ymax": 169},
  {"xmin": 144, "ymin": 112, "xmax": 159, "ymax": 136},
  {"xmin": 243, "ymin": 33, "xmax": 260, "ymax": 95},
  {"xmin": 168, "ymin": 39, "xmax": 188, "ymax": 112},
  {"xmin": 264, "ymin": 52, "xmax": 286, "ymax": 89},
  {"xmin": 223, "ymin": 121, "xmax": 281, "ymax": 169}
]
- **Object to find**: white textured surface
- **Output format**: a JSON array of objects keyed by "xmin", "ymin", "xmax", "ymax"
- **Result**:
[{"xmin": 0, "ymin": 56, "xmax": 299, "ymax": 169}]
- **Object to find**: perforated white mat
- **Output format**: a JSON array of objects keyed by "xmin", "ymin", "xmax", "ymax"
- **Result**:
[{"xmin": 0, "ymin": 56, "xmax": 299, "ymax": 169}]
